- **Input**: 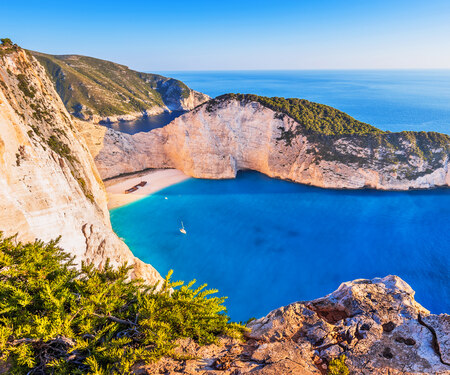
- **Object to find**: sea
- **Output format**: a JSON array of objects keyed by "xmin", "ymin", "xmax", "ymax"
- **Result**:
[
  {"xmin": 109, "ymin": 70, "xmax": 450, "ymax": 321},
  {"xmin": 101, "ymin": 110, "xmax": 184, "ymax": 135}
]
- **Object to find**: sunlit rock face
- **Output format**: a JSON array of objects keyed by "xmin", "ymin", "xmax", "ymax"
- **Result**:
[
  {"xmin": 0, "ymin": 46, "xmax": 160, "ymax": 284},
  {"xmin": 137, "ymin": 276, "xmax": 450, "ymax": 374},
  {"xmin": 93, "ymin": 97, "xmax": 450, "ymax": 190}
]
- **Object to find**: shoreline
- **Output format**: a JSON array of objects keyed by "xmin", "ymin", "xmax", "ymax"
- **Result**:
[{"xmin": 105, "ymin": 169, "xmax": 190, "ymax": 209}]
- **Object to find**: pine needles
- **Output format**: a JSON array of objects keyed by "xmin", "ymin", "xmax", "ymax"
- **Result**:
[{"xmin": 0, "ymin": 234, "xmax": 245, "ymax": 374}]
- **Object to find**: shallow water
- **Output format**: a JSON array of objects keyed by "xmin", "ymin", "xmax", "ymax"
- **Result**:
[{"xmin": 111, "ymin": 172, "xmax": 450, "ymax": 321}]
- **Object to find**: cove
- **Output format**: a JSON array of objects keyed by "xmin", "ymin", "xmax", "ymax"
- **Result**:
[{"xmin": 110, "ymin": 171, "xmax": 450, "ymax": 322}]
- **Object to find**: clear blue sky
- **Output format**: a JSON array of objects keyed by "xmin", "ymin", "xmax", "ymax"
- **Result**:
[{"xmin": 2, "ymin": 0, "xmax": 450, "ymax": 71}]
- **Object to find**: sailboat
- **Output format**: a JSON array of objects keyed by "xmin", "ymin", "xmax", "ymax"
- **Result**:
[{"xmin": 179, "ymin": 221, "xmax": 187, "ymax": 234}]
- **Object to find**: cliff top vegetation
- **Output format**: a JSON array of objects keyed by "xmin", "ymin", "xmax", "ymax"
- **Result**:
[
  {"xmin": 210, "ymin": 93, "xmax": 384, "ymax": 136},
  {"xmin": 204, "ymin": 94, "xmax": 450, "ymax": 162}
]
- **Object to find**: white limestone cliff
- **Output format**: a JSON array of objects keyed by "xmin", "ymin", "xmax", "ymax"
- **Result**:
[
  {"xmin": 0, "ymin": 46, "xmax": 160, "ymax": 283},
  {"xmin": 93, "ymin": 98, "xmax": 450, "ymax": 190}
]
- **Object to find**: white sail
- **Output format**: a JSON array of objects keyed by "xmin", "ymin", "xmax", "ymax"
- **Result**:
[{"xmin": 180, "ymin": 221, "xmax": 187, "ymax": 234}]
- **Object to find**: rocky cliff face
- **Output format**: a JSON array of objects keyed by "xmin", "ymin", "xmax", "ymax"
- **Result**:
[
  {"xmin": 138, "ymin": 275, "xmax": 450, "ymax": 374},
  {"xmin": 0, "ymin": 45, "xmax": 160, "ymax": 283},
  {"xmin": 2, "ymin": 47, "xmax": 448, "ymax": 374},
  {"xmin": 93, "ymin": 96, "xmax": 450, "ymax": 190},
  {"xmin": 31, "ymin": 51, "xmax": 210, "ymax": 123}
]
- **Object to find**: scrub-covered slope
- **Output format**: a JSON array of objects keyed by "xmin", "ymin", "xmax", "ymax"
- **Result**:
[{"xmin": 31, "ymin": 51, "xmax": 210, "ymax": 122}]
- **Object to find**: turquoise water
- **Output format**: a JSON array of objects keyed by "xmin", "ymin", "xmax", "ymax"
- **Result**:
[
  {"xmin": 110, "ymin": 71, "xmax": 450, "ymax": 321},
  {"xmin": 111, "ymin": 172, "xmax": 450, "ymax": 321}
]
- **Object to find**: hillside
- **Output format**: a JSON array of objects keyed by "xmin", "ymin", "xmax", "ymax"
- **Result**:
[
  {"xmin": 90, "ymin": 94, "xmax": 450, "ymax": 189},
  {"xmin": 30, "ymin": 51, "xmax": 209, "ymax": 122}
]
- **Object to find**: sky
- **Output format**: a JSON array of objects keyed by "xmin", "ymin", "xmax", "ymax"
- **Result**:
[{"xmin": 1, "ymin": 0, "xmax": 450, "ymax": 71}]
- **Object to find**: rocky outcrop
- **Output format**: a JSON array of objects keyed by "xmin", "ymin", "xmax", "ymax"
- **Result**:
[
  {"xmin": 0, "ymin": 45, "xmax": 160, "ymax": 283},
  {"xmin": 137, "ymin": 275, "xmax": 450, "ymax": 374},
  {"xmin": 31, "ymin": 51, "xmax": 210, "ymax": 123},
  {"xmin": 92, "ymin": 96, "xmax": 450, "ymax": 190}
]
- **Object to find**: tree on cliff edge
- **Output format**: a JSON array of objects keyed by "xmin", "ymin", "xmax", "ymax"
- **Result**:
[{"xmin": 0, "ymin": 38, "xmax": 13, "ymax": 46}]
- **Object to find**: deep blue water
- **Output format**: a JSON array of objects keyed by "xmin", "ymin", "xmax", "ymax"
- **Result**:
[
  {"xmin": 159, "ymin": 70, "xmax": 450, "ymax": 134},
  {"xmin": 101, "ymin": 110, "xmax": 184, "ymax": 134},
  {"xmin": 111, "ymin": 172, "xmax": 450, "ymax": 321},
  {"xmin": 110, "ymin": 71, "xmax": 450, "ymax": 321}
]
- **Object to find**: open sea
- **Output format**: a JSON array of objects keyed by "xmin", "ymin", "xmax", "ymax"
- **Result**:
[{"xmin": 110, "ymin": 71, "xmax": 450, "ymax": 321}]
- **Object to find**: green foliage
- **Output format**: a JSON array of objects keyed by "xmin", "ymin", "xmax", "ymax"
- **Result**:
[
  {"xmin": 47, "ymin": 133, "xmax": 97, "ymax": 202},
  {"xmin": 212, "ymin": 94, "xmax": 383, "ymax": 139},
  {"xmin": 0, "ymin": 38, "xmax": 13, "ymax": 46},
  {"xmin": 30, "ymin": 51, "xmax": 193, "ymax": 118},
  {"xmin": 328, "ymin": 355, "xmax": 349, "ymax": 375},
  {"xmin": 0, "ymin": 39, "xmax": 17, "ymax": 56},
  {"xmin": 29, "ymin": 125, "xmax": 41, "ymax": 137},
  {"xmin": 0, "ymin": 234, "xmax": 245, "ymax": 374},
  {"xmin": 47, "ymin": 135, "xmax": 73, "ymax": 160},
  {"xmin": 76, "ymin": 177, "xmax": 95, "ymax": 203},
  {"xmin": 16, "ymin": 74, "xmax": 36, "ymax": 99},
  {"xmin": 30, "ymin": 102, "xmax": 52, "ymax": 122}
]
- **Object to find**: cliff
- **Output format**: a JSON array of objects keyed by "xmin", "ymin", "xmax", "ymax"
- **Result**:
[
  {"xmin": 93, "ymin": 94, "xmax": 450, "ymax": 190},
  {"xmin": 30, "ymin": 51, "xmax": 210, "ymax": 122},
  {"xmin": 139, "ymin": 275, "xmax": 450, "ymax": 374},
  {"xmin": 0, "ymin": 44, "xmax": 160, "ymax": 283}
]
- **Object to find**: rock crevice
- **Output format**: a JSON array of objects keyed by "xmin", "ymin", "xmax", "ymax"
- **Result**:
[{"xmin": 139, "ymin": 276, "xmax": 450, "ymax": 375}]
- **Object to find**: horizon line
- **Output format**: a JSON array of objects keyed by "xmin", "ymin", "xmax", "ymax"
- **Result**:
[{"xmin": 151, "ymin": 68, "xmax": 450, "ymax": 73}]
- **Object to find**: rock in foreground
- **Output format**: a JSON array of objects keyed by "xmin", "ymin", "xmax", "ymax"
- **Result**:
[{"xmin": 138, "ymin": 276, "xmax": 450, "ymax": 374}]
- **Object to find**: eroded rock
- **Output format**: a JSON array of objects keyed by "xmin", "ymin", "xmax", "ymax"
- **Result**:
[
  {"xmin": 137, "ymin": 275, "xmax": 450, "ymax": 375},
  {"xmin": 0, "ymin": 47, "xmax": 161, "ymax": 284},
  {"xmin": 91, "ymin": 98, "xmax": 450, "ymax": 190}
]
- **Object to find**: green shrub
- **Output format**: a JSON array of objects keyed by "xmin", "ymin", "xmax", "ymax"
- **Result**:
[
  {"xmin": 76, "ymin": 177, "xmax": 95, "ymax": 203},
  {"xmin": 0, "ymin": 38, "xmax": 12, "ymax": 46},
  {"xmin": 16, "ymin": 74, "xmax": 36, "ymax": 99},
  {"xmin": 0, "ymin": 234, "xmax": 245, "ymax": 374},
  {"xmin": 47, "ymin": 135, "xmax": 73, "ymax": 160},
  {"xmin": 328, "ymin": 354, "xmax": 349, "ymax": 375},
  {"xmin": 211, "ymin": 94, "xmax": 383, "ymax": 138}
]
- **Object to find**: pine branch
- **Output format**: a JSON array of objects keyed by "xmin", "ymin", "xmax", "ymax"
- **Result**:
[{"xmin": 91, "ymin": 312, "xmax": 137, "ymax": 326}]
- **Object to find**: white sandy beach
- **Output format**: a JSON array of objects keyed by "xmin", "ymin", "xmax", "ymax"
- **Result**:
[{"xmin": 105, "ymin": 169, "xmax": 190, "ymax": 209}]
